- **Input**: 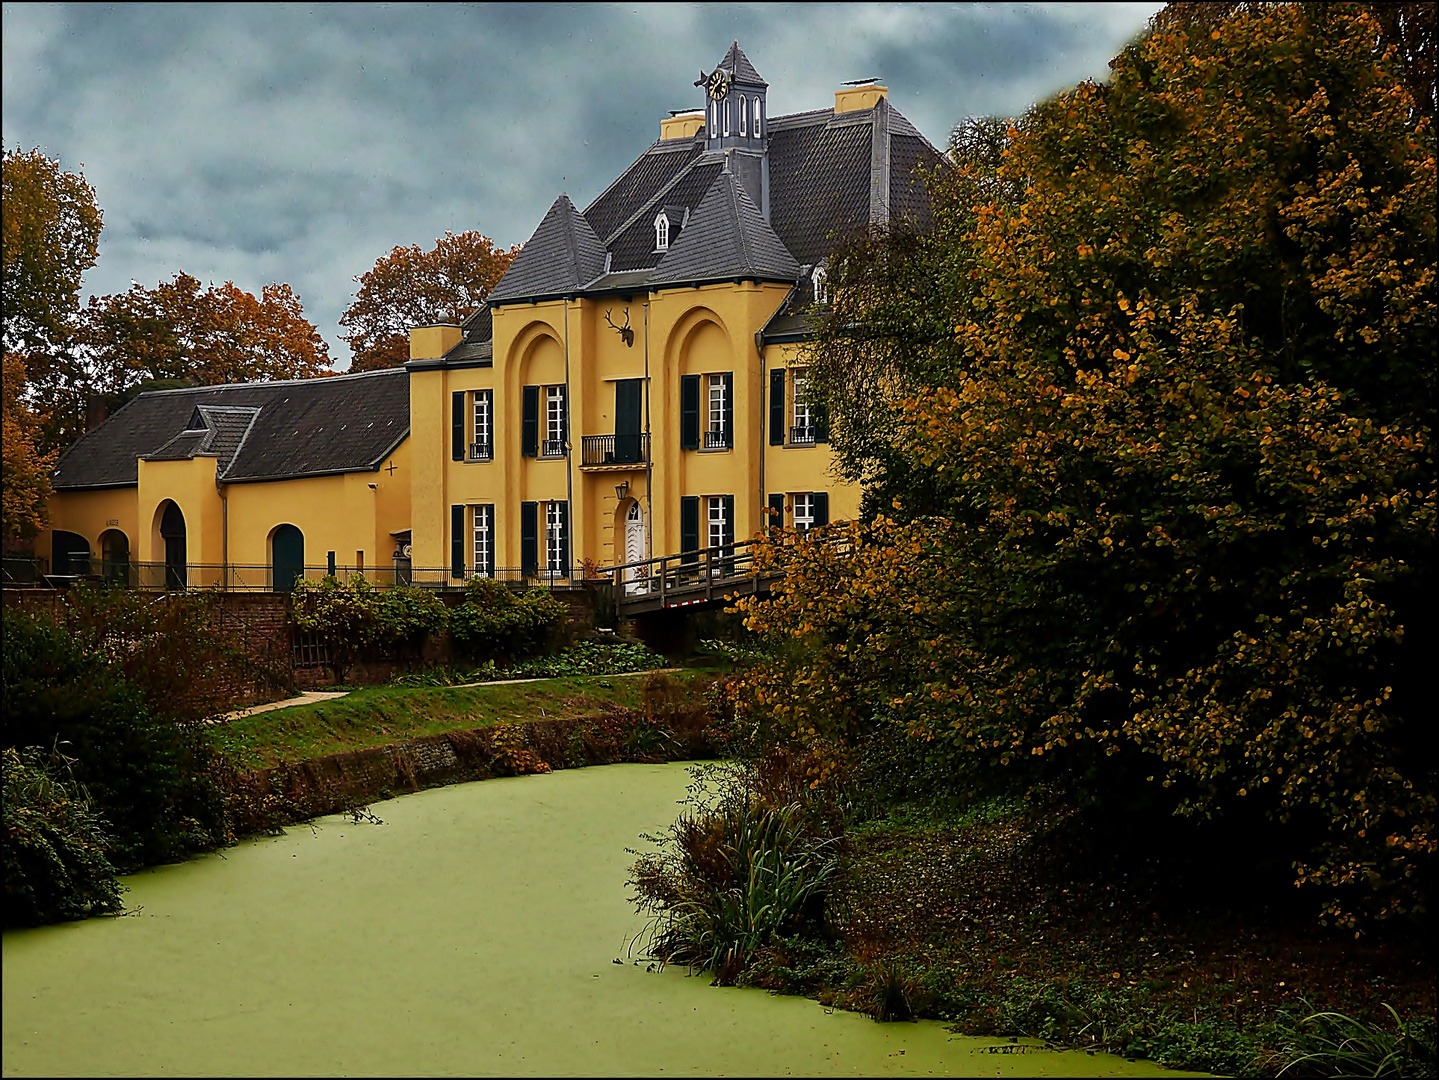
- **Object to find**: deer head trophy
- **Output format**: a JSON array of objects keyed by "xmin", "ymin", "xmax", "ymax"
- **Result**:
[{"xmin": 605, "ymin": 307, "xmax": 635, "ymax": 347}]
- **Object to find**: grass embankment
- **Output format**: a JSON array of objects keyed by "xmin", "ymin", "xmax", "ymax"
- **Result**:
[
  {"xmin": 742, "ymin": 800, "xmax": 1435, "ymax": 1076},
  {"xmin": 216, "ymin": 670, "xmax": 711, "ymax": 771}
]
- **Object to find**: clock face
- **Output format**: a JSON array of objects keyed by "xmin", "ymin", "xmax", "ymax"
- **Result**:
[{"xmin": 705, "ymin": 68, "xmax": 730, "ymax": 100}]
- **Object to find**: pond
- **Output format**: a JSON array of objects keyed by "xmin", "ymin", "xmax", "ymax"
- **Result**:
[{"xmin": 4, "ymin": 764, "xmax": 1198, "ymax": 1076}]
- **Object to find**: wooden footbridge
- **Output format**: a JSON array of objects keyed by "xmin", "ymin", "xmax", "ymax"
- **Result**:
[{"xmin": 598, "ymin": 539, "xmax": 777, "ymax": 616}]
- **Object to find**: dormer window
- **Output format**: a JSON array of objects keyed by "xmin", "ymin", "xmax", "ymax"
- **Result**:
[
  {"xmin": 812, "ymin": 265, "xmax": 829, "ymax": 306},
  {"xmin": 655, "ymin": 212, "xmax": 670, "ymax": 251}
]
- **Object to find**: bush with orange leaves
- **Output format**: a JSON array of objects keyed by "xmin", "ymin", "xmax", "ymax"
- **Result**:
[{"xmin": 736, "ymin": 3, "xmax": 1435, "ymax": 924}]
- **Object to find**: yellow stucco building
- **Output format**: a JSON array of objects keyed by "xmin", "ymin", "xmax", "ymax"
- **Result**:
[
  {"xmin": 406, "ymin": 42, "xmax": 941, "ymax": 584},
  {"xmin": 38, "ymin": 42, "xmax": 941, "ymax": 592}
]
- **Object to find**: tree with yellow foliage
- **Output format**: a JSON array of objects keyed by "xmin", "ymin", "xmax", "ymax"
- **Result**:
[
  {"xmin": 739, "ymin": 2, "xmax": 1435, "ymax": 923},
  {"xmin": 1, "ymin": 355, "xmax": 56, "ymax": 544}
]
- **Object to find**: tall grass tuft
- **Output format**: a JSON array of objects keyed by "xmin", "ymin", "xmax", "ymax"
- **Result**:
[
  {"xmin": 1277, "ymin": 1003, "xmax": 1436, "ymax": 1078},
  {"xmin": 629, "ymin": 762, "xmax": 839, "ymax": 984}
]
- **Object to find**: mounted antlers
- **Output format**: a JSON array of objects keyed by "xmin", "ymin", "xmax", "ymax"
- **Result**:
[{"xmin": 605, "ymin": 307, "xmax": 635, "ymax": 347}]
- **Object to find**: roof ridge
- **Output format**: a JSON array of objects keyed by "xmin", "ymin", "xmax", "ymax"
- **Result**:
[
  {"xmin": 726, "ymin": 171, "xmax": 754, "ymax": 272},
  {"xmin": 134, "ymin": 368, "xmax": 398, "ymax": 397}
]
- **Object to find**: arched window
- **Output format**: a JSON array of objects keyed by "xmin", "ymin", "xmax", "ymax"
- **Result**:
[
  {"xmin": 739, "ymin": 95, "xmax": 748, "ymax": 136},
  {"xmin": 724, "ymin": 99, "xmax": 731, "ymax": 136},
  {"xmin": 654, "ymin": 212, "xmax": 670, "ymax": 251},
  {"xmin": 754, "ymin": 97, "xmax": 763, "ymax": 137},
  {"xmin": 812, "ymin": 265, "xmax": 829, "ymax": 305}
]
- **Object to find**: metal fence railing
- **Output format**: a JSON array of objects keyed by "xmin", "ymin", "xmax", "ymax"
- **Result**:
[
  {"xmin": 0, "ymin": 559, "xmax": 588, "ymax": 593},
  {"xmin": 580, "ymin": 433, "xmax": 649, "ymax": 467}
]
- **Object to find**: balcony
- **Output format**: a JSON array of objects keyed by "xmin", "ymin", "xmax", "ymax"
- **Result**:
[
  {"xmin": 581, "ymin": 433, "xmax": 649, "ymax": 468},
  {"xmin": 790, "ymin": 424, "xmax": 817, "ymax": 445},
  {"xmin": 702, "ymin": 428, "xmax": 732, "ymax": 450}
]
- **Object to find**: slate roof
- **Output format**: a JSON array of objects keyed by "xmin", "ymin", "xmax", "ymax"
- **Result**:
[
  {"xmin": 447, "ymin": 42, "xmax": 945, "ymax": 354},
  {"xmin": 650, "ymin": 170, "xmax": 798, "ymax": 287},
  {"xmin": 487, "ymin": 194, "xmax": 609, "ymax": 304},
  {"xmin": 51, "ymin": 368, "xmax": 409, "ymax": 490}
]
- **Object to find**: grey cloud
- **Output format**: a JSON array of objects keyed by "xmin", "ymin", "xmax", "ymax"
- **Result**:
[{"xmin": 3, "ymin": 2, "xmax": 1161, "ymax": 367}]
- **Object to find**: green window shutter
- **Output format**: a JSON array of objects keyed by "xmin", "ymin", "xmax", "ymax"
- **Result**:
[
  {"xmin": 721, "ymin": 495, "xmax": 735, "ymax": 548},
  {"xmin": 557, "ymin": 500, "xmax": 570, "ymax": 573},
  {"xmin": 558, "ymin": 384, "xmax": 569, "ymax": 444},
  {"xmin": 452, "ymin": 392, "xmax": 465, "ymax": 460},
  {"xmin": 615, "ymin": 379, "xmax": 643, "ymax": 463},
  {"xmin": 680, "ymin": 496, "xmax": 699, "ymax": 564},
  {"xmin": 813, "ymin": 492, "xmax": 829, "ymax": 527},
  {"xmin": 768, "ymin": 492, "xmax": 785, "ymax": 528},
  {"xmin": 522, "ymin": 386, "xmax": 539, "ymax": 457},
  {"xmin": 721, "ymin": 372, "xmax": 733, "ymax": 446},
  {"xmin": 450, "ymin": 505, "xmax": 465, "ymax": 577},
  {"xmin": 680, "ymin": 374, "xmax": 700, "ymax": 450},
  {"xmin": 814, "ymin": 399, "xmax": 829, "ymax": 444},
  {"xmin": 521, "ymin": 501, "xmax": 538, "ymax": 577},
  {"xmin": 769, "ymin": 368, "xmax": 785, "ymax": 445}
]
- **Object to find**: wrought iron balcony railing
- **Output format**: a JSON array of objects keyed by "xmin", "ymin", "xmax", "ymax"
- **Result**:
[
  {"xmin": 468, "ymin": 441, "xmax": 493, "ymax": 461},
  {"xmin": 540, "ymin": 438, "xmax": 567, "ymax": 458},
  {"xmin": 790, "ymin": 424, "xmax": 817, "ymax": 445},
  {"xmin": 702, "ymin": 428, "xmax": 732, "ymax": 450},
  {"xmin": 580, "ymin": 433, "xmax": 649, "ymax": 467}
]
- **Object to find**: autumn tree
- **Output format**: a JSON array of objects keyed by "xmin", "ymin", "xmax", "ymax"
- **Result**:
[
  {"xmin": 2, "ymin": 147, "xmax": 103, "ymax": 452},
  {"xmin": 739, "ymin": 3, "xmax": 1435, "ymax": 922},
  {"xmin": 1, "ymin": 355, "xmax": 56, "ymax": 545},
  {"xmin": 340, "ymin": 231, "xmax": 519, "ymax": 371},
  {"xmin": 80, "ymin": 273, "xmax": 332, "ymax": 399}
]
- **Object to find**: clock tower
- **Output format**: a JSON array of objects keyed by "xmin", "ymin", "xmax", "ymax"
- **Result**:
[{"xmin": 697, "ymin": 40, "xmax": 768, "ymax": 155}]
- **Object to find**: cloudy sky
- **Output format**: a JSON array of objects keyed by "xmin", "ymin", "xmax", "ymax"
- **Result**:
[{"xmin": 3, "ymin": 2, "xmax": 1161, "ymax": 369}]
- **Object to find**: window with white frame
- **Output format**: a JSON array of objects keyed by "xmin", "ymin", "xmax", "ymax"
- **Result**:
[
  {"xmin": 812, "ymin": 265, "xmax": 828, "ymax": 306},
  {"xmin": 546, "ymin": 501, "xmax": 566, "ymax": 572},
  {"xmin": 470, "ymin": 390, "xmax": 492, "ymax": 459},
  {"xmin": 707, "ymin": 496, "xmax": 727, "ymax": 553},
  {"xmin": 791, "ymin": 371, "xmax": 814, "ymax": 443},
  {"xmin": 793, "ymin": 493, "xmax": 815, "ymax": 533},
  {"xmin": 543, "ymin": 385, "xmax": 566, "ymax": 457},
  {"xmin": 654, "ymin": 212, "xmax": 670, "ymax": 251},
  {"xmin": 724, "ymin": 99, "xmax": 731, "ymax": 136},
  {"xmin": 471, "ymin": 504, "xmax": 493, "ymax": 575},
  {"xmin": 739, "ymin": 95, "xmax": 748, "ymax": 136},
  {"xmin": 705, "ymin": 373, "xmax": 729, "ymax": 449},
  {"xmin": 753, "ymin": 97, "xmax": 762, "ymax": 137}
]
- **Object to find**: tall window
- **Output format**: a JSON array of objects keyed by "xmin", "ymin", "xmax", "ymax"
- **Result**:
[
  {"xmin": 470, "ymin": 390, "xmax": 492, "ymax": 460},
  {"xmin": 793, "ymin": 493, "xmax": 814, "ymax": 533},
  {"xmin": 705, "ymin": 373, "xmax": 729, "ymax": 449},
  {"xmin": 753, "ymin": 97, "xmax": 762, "ymax": 137},
  {"xmin": 471, "ymin": 504, "xmax": 493, "ymax": 576},
  {"xmin": 724, "ymin": 99, "xmax": 731, "ymax": 136},
  {"xmin": 739, "ymin": 95, "xmax": 748, "ymax": 136},
  {"xmin": 654, "ymin": 212, "xmax": 670, "ymax": 251},
  {"xmin": 707, "ymin": 496, "xmax": 727, "ymax": 552},
  {"xmin": 791, "ymin": 371, "xmax": 814, "ymax": 443},
  {"xmin": 546, "ymin": 501, "xmax": 566, "ymax": 573},
  {"xmin": 544, "ymin": 385, "xmax": 566, "ymax": 457},
  {"xmin": 812, "ymin": 266, "xmax": 828, "ymax": 306}
]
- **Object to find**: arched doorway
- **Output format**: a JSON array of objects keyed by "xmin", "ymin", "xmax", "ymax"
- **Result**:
[
  {"xmin": 99, "ymin": 529, "xmax": 130, "ymax": 584},
  {"xmin": 271, "ymin": 524, "xmax": 304, "ymax": 593},
  {"xmin": 623, "ymin": 501, "xmax": 646, "ymax": 595},
  {"xmin": 159, "ymin": 501, "xmax": 187, "ymax": 590},
  {"xmin": 51, "ymin": 531, "xmax": 90, "ymax": 576}
]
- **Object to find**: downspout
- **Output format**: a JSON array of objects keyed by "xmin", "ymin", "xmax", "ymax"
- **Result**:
[
  {"xmin": 563, "ymin": 296, "xmax": 575, "ymax": 586},
  {"xmin": 218, "ymin": 478, "xmax": 229, "ymax": 591},
  {"xmin": 643, "ymin": 297, "xmax": 653, "ymax": 564},
  {"xmin": 755, "ymin": 328, "xmax": 766, "ymax": 527}
]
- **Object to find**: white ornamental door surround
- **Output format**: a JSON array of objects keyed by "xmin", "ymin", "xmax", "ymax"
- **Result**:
[{"xmin": 624, "ymin": 502, "xmax": 645, "ymax": 593}]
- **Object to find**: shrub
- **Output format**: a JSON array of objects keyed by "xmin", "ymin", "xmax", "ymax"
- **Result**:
[
  {"xmin": 290, "ymin": 575, "xmax": 380, "ymax": 683},
  {"xmin": 374, "ymin": 586, "xmax": 448, "ymax": 666},
  {"xmin": 3, "ymin": 745, "xmax": 124, "ymax": 927},
  {"xmin": 448, "ymin": 578, "xmax": 567, "ymax": 661},
  {"xmin": 1277, "ymin": 1003, "xmax": 1437, "ymax": 1079},
  {"xmin": 1, "ymin": 606, "xmax": 226, "ymax": 869}
]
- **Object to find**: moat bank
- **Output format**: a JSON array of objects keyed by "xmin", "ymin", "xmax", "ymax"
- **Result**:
[{"xmin": 3, "ymin": 764, "xmax": 1194, "ymax": 1077}]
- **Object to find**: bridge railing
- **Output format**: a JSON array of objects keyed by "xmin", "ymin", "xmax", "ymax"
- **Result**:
[{"xmin": 598, "ymin": 539, "xmax": 767, "ymax": 609}]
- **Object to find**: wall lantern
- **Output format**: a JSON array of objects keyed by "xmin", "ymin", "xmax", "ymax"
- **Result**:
[{"xmin": 615, "ymin": 480, "xmax": 630, "ymax": 502}]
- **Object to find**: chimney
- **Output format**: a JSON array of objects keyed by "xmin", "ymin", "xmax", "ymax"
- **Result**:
[
  {"xmin": 85, "ymin": 396, "xmax": 109, "ymax": 432},
  {"xmin": 834, "ymin": 82, "xmax": 888, "ymax": 115},
  {"xmin": 408, "ymin": 324, "xmax": 463, "ymax": 361},
  {"xmin": 660, "ymin": 110, "xmax": 705, "ymax": 141}
]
